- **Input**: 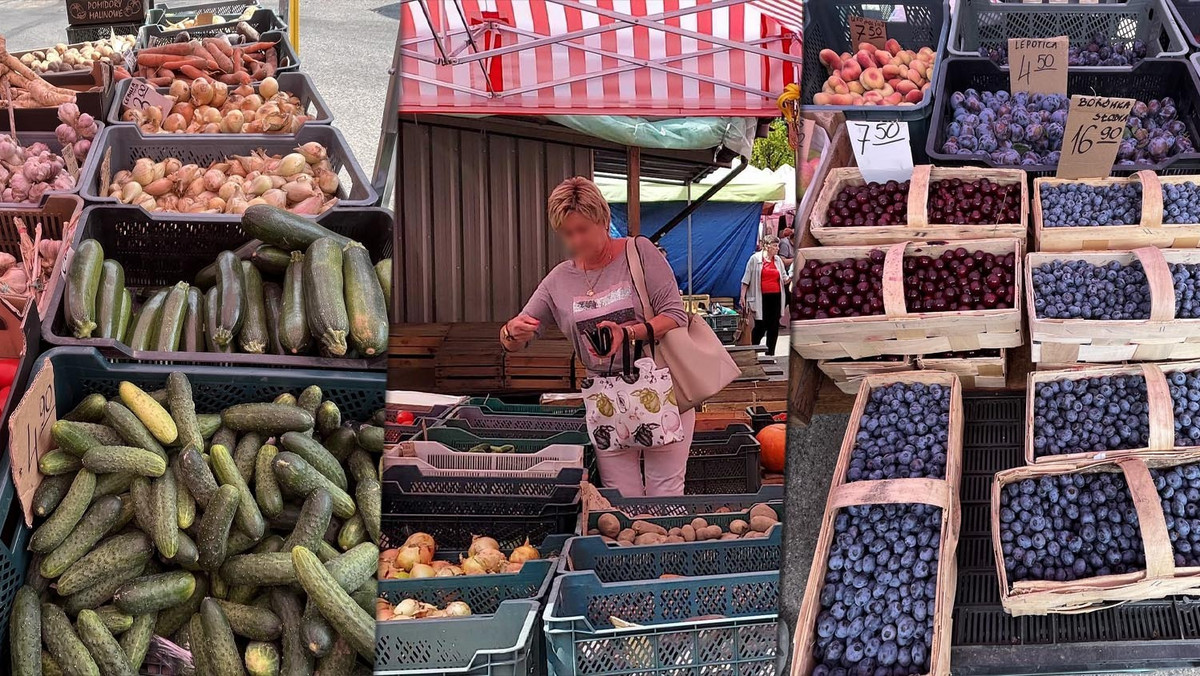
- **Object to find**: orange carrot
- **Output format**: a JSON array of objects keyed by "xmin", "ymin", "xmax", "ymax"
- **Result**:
[
  {"xmin": 149, "ymin": 76, "xmax": 174, "ymax": 86},
  {"xmin": 203, "ymin": 39, "xmax": 234, "ymax": 73},
  {"xmin": 232, "ymin": 48, "xmax": 245, "ymax": 74},
  {"xmin": 179, "ymin": 65, "xmax": 208, "ymax": 80},
  {"xmin": 161, "ymin": 58, "xmax": 209, "ymax": 71},
  {"xmin": 240, "ymin": 41, "xmax": 277, "ymax": 54},
  {"xmin": 136, "ymin": 42, "xmax": 197, "ymax": 56},
  {"xmin": 137, "ymin": 53, "xmax": 184, "ymax": 68}
]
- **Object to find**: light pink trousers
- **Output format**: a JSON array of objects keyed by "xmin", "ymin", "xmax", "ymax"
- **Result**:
[{"xmin": 597, "ymin": 407, "xmax": 696, "ymax": 497}]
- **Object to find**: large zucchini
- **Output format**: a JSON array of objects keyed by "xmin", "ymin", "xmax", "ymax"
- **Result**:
[
  {"xmin": 263, "ymin": 281, "xmax": 284, "ymax": 356},
  {"xmin": 239, "ymin": 261, "xmax": 269, "ymax": 354},
  {"xmin": 279, "ymin": 251, "xmax": 310, "ymax": 354},
  {"xmin": 304, "ymin": 238, "xmax": 348, "ymax": 356},
  {"xmin": 67, "ymin": 239, "xmax": 104, "ymax": 339},
  {"xmin": 127, "ymin": 289, "xmax": 167, "ymax": 352},
  {"xmin": 251, "ymin": 244, "xmax": 292, "ymax": 276},
  {"xmin": 242, "ymin": 205, "xmax": 351, "ymax": 250},
  {"xmin": 376, "ymin": 258, "xmax": 392, "ymax": 311},
  {"xmin": 213, "ymin": 250, "xmax": 245, "ymax": 347},
  {"xmin": 154, "ymin": 282, "xmax": 190, "ymax": 352},
  {"xmin": 95, "ymin": 259, "xmax": 125, "ymax": 340},
  {"xmin": 203, "ymin": 286, "xmax": 231, "ymax": 353},
  {"xmin": 181, "ymin": 286, "xmax": 204, "ymax": 352},
  {"xmin": 342, "ymin": 242, "xmax": 387, "ymax": 356}
]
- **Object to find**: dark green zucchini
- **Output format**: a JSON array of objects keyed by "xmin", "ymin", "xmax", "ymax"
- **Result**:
[
  {"xmin": 279, "ymin": 251, "xmax": 311, "ymax": 354},
  {"xmin": 376, "ymin": 258, "xmax": 392, "ymax": 312},
  {"xmin": 342, "ymin": 242, "xmax": 388, "ymax": 356},
  {"xmin": 263, "ymin": 281, "xmax": 284, "ymax": 356},
  {"xmin": 240, "ymin": 261, "xmax": 269, "ymax": 354},
  {"xmin": 96, "ymin": 259, "xmax": 125, "ymax": 340},
  {"xmin": 67, "ymin": 239, "xmax": 104, "ymax": 339},
  {"xmin": 127, "ymin": 289, "xmax": 167, "ymax": 352},
  {"xmin": 251, "ymin": 244, "xmax": 292, "ymax": 276},
  {"xmin": 154, "ymin": 282, "xmax": 190, "ymax": 352},
  {"xmin": 181, "ymin": 286, "xmax": 204, "ymax": 352},
  {"xmin": 204, "ymin": 286, "xmax": 231, "ymax": 353},
  {"xmin": 303, "ymin": 238, "xmax": 348, "ymax": 356},
  {"xmin": 242, "ymin": 205, "xmax": 352, "ymax": 250},
  {"xmin": 213, "ymin": 250, "xmax": 245, "ymax": 347}
]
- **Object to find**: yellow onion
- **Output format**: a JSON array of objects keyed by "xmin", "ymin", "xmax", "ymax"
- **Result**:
[
  {"xmin": 246, "ymin": 175, "xmax": 273, "ymax": 196},
  {"xmin": 509, "ymin": 538, "xmax": 540, "ymax": 563},
  {"xmin": 444, "ymin": 601, "xmax": 472, "ymax": 617},
  {"xmin": 131, "ymin": 158, "xmax": 155, "ymax": 187},
  {"xmin": 202, "ymin": 169, "xmax": 225, "ymax": 192},
  {"xmin": 218, "ymin": 180, "xmax": 240, "ymax": 201},
  {"xmin": 261, "ymin": 188, "xmax": 288, "ymax": 209},
  {"xmin": 135, "ymin": 194, "xmax": 157, "ymax": 211},
  {"xmin": 474, "ymin": 548, "xmax": 508, "ymax": 573},
  {"xmin": 200, "ymin": 107, "xmax": 222, "ymax": 125},
  {"xmin": 120, "ymin": 181, "xmax": 143, "ymax": 203},
  {"xmin": 276, "ymin": 152, "xmax": 306, "ymax": 177},
  {"xmin": 233, "ymin": 83, "xmax": 255, "ymax": 98},
  {"xmin": 191, "ymin": 78, "xmax": 214, "ymax": 106},
  {"xmin": 395, "ymin": 599, "xmax": 421, "ymax": 618},
  {"xmin": 113, "ymin": 169, "xmax": 133, "ymax": 185},
  {"xmin": 185, "ymin": 177, "xmax": 206, "ymax": 198},
  {"xmin": 143, "ymin": 177, "xmax": 174, "ymax": 197},
  {"xmin": 295, "ymin": 142, "xmax": 327, "ymax": 164},
  {"xmin": 468, "ymin": 535, "xmax": 501, "ymax": 557},
  {"xmin": 162, "ymin": 113, "xmax": 186, "ymax": 133},
  {"xmin": 211, "ymin": 81, "xmax": 229, "ymax": 108},
  {"xmin": 227, "ymin": 197, "xmax": 251, "ymax": 214},
  {"xmin": 259, "ymin": 76, "xmax": 280, "ymax": 98},
  {"xmin": 503, "ymin": 562, "xmax": 524, "ymax": 573},
  {"xmin": 395, "ymin": 545, "xmax": 423, "ymax": 572},
  {"xmin": 207, "ymin": 196, "xmax": 226, "ymax": 212},
  {"xmin": 222, "ymin": 109, "xmax": 245, "ymax": 134},
  {"xmin": 169, "ymin": 79, "xmax": 190, "ymax": 101},
  {"xmin": 162, "ymin": 157, "xmax": 182, "ymax": 175},
  {"xmin": 460, "ymin": 555, "xmax": 487, "ymax": 576},
  {"xmin": 408, "ymin": 563, "xmax": 436, "ymax": 578},
  {"xmin": 435, "ymin": 567, "xmax": 457, "ymax": 577}
]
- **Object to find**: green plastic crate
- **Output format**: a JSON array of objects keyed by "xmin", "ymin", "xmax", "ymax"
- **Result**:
[
  {"xmin": 465, "ymin": 396, "xmax": 585, "ymax": 417},
  {"xmin": 543, "ymin": 571, "xmax": 779, "ymax": 675},
  {"xmin": 558, "ymin": 533, "xmax": 781, "ymax": 581}
]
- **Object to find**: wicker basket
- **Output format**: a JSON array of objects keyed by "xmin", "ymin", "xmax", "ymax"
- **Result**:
[
  {"xmin": 817, "ymin": 355, "xmax": 917, "ymax": 394},
  {"xmin": 791, "ymin": 238, "xmax": 1025, "ymax": 360},
  {"xmin": 1023, "ymin": 362, "xmax": 1184, "ymax": 465},
  {"xmin": 917, "ymin": 349, "xmax": 1007, "ymax": 389},
  {"xmin": 992, "ymin": 451, "xmax": 1200, "ymax": 616},
  {"xmin": 810, "ymin": 165, "xmax": 1029, "ymax": 246},
  {"xmin": 1026, "ymin": 246, "xmax": 1200, "ymax": 363},
  {"xmin": 1032, "ymin": 171, "xmax": 1200, "ymax": 251}
]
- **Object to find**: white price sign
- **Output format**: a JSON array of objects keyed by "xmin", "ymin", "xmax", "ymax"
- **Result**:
[{"xmin": 846, "ymin": 120, "xmax": 914, "ymax": 184}]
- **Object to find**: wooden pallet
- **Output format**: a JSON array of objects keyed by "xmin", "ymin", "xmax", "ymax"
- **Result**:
[
  {"xmin": 388, "ymin": 323, "xmax": 448, "ymax": 389},
  {"xmin": 505, "ymin": 333, "xmax": 574, "ymax": 391},
  {"xmin": 434, "ymin": 332, "xmax": 504, "ymax": 392}
]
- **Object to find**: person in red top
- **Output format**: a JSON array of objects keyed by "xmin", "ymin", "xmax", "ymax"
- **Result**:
[{"xmin": 740, "ymin": 234, "xmax": 790, "ymax": 353}]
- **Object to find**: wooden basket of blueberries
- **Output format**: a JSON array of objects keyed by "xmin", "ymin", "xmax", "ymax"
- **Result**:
[
  {"xmin": 991, "ymin": 451, "xmax": 1200, "ymax": 616},
  {"xmin": 1025, "ymin": 246, "xmax": 1200, "ymax": 363},
  {"xmin": 809, "ymin": 165, "xmax": 1029, "ymax": 247},
  {"xmin": 791, "ymin": 238, "xmax": 1024, "ymax": 360},
  {"xmin": 793, "ymin": 372, "xmax": 963, "ymax": 676},
  {"xmin": 1031, "ymin": 171, "xmax": 1200, "ymax": 252},
  {"xmin": 1025, "ymin": 364, "xmax": 1179, "ymax": 466}
]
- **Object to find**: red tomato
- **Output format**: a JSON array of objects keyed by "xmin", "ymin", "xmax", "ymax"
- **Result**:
[
  {"xmin": 772, "ymin": 412, "xmax": 787, "ymax": 422},
  {"xmin": 395, "ymin": 410, "xmax": 416, "ymax": 425}
]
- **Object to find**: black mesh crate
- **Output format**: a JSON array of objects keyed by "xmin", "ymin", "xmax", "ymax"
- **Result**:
[
  {"xmin": 686, "ymin": 427, "xmax": 762, "ymax": 494},
  {"xmin": 927, "ymin": 56, "xmax": 1200, "ymax": 178},
  {"xmin": 950, "ymin": 391, "xmax": 1200, "ymax": 674},
  {"xmin": 1172, "ymin": 0, "xmax": 1200, "ymax": 50},
  {"xmin": 382, "ymin": 503, "xmax": 581, "ymax": 552},
  {"xmin": 802, "ymin": 0, "xmax": 951, "ymax": 163}
]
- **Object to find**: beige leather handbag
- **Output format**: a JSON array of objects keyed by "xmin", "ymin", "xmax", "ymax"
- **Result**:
[{"xmin": 625, "ymin": 237, "xmax": 740, "ymax": 412}]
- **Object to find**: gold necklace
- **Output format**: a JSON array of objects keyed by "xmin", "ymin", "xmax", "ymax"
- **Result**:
[{"xmin": 581, "ymin": 244, "xmax": 613, "ymax": 296}]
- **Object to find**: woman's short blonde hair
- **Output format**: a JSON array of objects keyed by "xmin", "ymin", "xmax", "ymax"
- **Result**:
[
  {"xmin": 547, "ymin": 177, "xmax": 611, "ymax": 231},
  {"xmin": 760, "ymin": 234, "xmax": 780, "ymax": 247}
]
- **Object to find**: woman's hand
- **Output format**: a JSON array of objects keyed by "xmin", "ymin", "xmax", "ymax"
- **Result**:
[
  {"xmin": 504, "ymin": 314, "xmax": 540, "ymax": 343},
  {"xmin": 593, "ymin": 320, "xmax": 626, "ymax": 358}
]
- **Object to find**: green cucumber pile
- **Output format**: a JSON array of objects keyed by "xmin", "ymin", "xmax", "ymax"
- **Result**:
[
  {"xmin": 64, "ymin": 205, "xmax": 392, "ymax": 359},
  {"xmin": 10, "ymin": 374, "xmax": 387, "ymax": 675}
]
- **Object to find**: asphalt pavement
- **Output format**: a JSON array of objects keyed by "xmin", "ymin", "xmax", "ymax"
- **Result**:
[{"xmin": 2, "ymin": 0, "xmax": 396, "ymax": 187}]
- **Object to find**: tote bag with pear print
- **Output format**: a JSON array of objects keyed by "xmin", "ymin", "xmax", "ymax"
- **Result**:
[{"xmin": 581, "ymin": 355, "xmax": 685, "ymax": 453}]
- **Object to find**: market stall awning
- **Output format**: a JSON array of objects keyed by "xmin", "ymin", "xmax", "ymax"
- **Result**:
[
  {"xmin": 596, "ymin": 163, "xmax": 785, "ymax": 202},
  {"xmin": 399, "ymin": 0, "xmax": 803, "ymax": 116}
]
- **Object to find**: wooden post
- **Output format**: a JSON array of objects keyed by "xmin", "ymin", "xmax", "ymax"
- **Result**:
[{"xmin": 627, "ymin": 146, "xmax": 641, "ymax": 236}]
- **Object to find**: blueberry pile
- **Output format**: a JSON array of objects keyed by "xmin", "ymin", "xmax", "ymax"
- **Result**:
[
  {"xmin": 1166, "ymin": 371, "xmax": 1200, "ymax": 445},
  {"xmin": 979, "ymin": 34, "xmax": 1148, "ymax": 68},
  {"xmin": 847, "ymin": 383, "xmax": 951, "ymax": 482},
  {"xmin": 1170, "ymin": 263, "xmax": 1200, "ymax": 319},
  {"xmin": 1039, "ymin": 183, "xmax": 1143, "ymax": 228},
  {"xmin": 940, "ymin": 91, "xmax": 1191, "ymax": 166},
  {"xmin": 1164, "ymin": 182, "xmax": 1200, "ymax": 224},
  {"xmin": 1031, "ymin": 259, "xmax": 1152, "ymax": 319},
  {"xmin": 1152, "ymin": 463, "xmax": 1200, "ymax": 566},
  {"xmin": 812, "ymin": 504, "xmax": 942, "ymax": 676},
  {"xmin": 1031, "ymin": 375, "xmax": 1151, "ymax": 456},
  {"xmin": 999, "ymin": 473, "xmax": 1145, "ymax": 582}
]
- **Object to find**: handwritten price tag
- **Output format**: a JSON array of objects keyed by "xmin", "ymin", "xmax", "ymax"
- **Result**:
[
  {"xmin": 1057, "ymin": 95, "xmax": 1135, "ymax": 179},
  {"xmin": 848, "ymin": 16, "xmax": 888, "ymax": 50},
  {"xmin": 8, "ymin": 361, "xmax": 56, "ymax": 526},
  {"xmin": 121, "ymin": 79, "xmax": 174, "ymax": 121},
  {"xmin": 1008, "ymin": 36, "xmax": 1068, "ymax": 96},
  {"xmin": 847, "ymin": 120, "xmax": 913, "ymax": 183}
]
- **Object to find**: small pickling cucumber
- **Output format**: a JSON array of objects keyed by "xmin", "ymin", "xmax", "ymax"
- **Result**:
[
  {"xmin": 41, "ymin": 602, "xmax": 99, "ymax": 676},
  {"xmin": 166, "ymin": 372, "xmax": 202, "ymax": 455},
  {"xmin": 75, "ymin": 609, "xmax": 136, "ymax": 676},
  {"xmin": 10, "ymin": 586, "xmax": 42, "ymax": 676},
  {"xmin": 212, "ymin": 599, "xmax": 282, "ymax": 642},
  {"xmin": 81, "ymin": 446, "xmax": 167, "ymax": 477},
  {"xmin": 113, "ymin": 571, "xmax": 196, "ymax": 615},
  {"xmin": 199, "ymin": 598, "xmax": 243, "ymax": 676},
  {"xmin": 103, "ymin": 401, "xmax": 166, "ymax": 460},
  {"xmin": 210, "ymin": 445, "xmax": 266, "ymax": 540},
  {"xmin": 279, "ymin": 431, "xmax": 346, "ymax": 490},
  {"xmin": 119, "ymin": 613, "xmax": 155, "ymax": 670},
  {"xmin": 281, "ymin": 489, "xmax": 332, "ymax": 554},
  {"xmin": 118, "ymin": 381, "xmax": 178, "ymax": 445},
  {"xmin": 197, "ymin": 484, "xmax": 240, "ymax": 572},
  {"xmin": 93, "ymin": 606, "xmax": 133, "ymax": 634},
  {"xmin": 254, "ymin": 444, "xmax": 284, "ymax": 518},
  {"xmin": 291, "ymin": 547, "xmax": 373, "ymax": 660},
  {"xmin": 272, "ymin": 452, "xmax": 355, "ymax": 518},
  {"xmin": 40, "ymin": 495, "xmax": 124, "ymax": 578},
  {"xmin": 51, "ymin": 419, "xmax": 103, "ymax": 457},
  {"xmin": 176, "ymin": 445, "xmax": 219, "ymax": 508},
  {"xmin": 56, "ymin": 532, "xmax": 153, "ymax": 597},
  {"xmin": 222, "ymin": 403, "xmax": 313, "ymax": 436},
  {"xmin": 30, "ymin": 470, "xmax": 96, "ymax": 553},
  {"xmin": 63, "ymin": 393, "xmax": 106, "ymax": 423},
  {"xmin": 38, "ymin": 450, "xmax": 81, "ymax": 476},
  {"xmin": 150, "ymin": 467, "xmax": 180, "ymax": 558}
]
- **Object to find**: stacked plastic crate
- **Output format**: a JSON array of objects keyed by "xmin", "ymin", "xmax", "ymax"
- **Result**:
[
  {"xmin": 377, "ymin": 399, "xmax": 588, "ymax": 674},
  {"xmin": 544, "ymin": 488, "xmax": 785, "ymax": 676}
]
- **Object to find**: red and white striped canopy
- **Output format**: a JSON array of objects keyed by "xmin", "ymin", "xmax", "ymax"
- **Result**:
[{"xmin": 399, "ymin": 0, "xmax": 803, "ymax": 116}]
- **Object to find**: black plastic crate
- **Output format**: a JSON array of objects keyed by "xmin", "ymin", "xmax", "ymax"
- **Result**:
[
  {"xmin": 67, "ymin": 22, "xmax": 142, "ymax": 42},
  {"xmin": 802, "ymin": 0, "xmax": 951, "ymax": 163},
  {"xmin": 686, "ymin": 428, "xmax": 762, "ymax": 494},
  {"xmin": 381, "ymin": 506, "xmax": 580, "ymax": 552},
  {"xmin": 928, "ymin": 56, "xmax": 1200, "ymax": 178},
  {"xmin": 950, "ymin": 391, "xmax": 1200, "ymax": 673},
  {"xmin": 1172, "ymin": 0, "xmax": 1200, "ymax": 50}
]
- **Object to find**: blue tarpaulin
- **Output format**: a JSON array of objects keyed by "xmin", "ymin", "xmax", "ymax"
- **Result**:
[{"xmin": 609, "ymin": 201, "xmax": 762, "ymax": 299}]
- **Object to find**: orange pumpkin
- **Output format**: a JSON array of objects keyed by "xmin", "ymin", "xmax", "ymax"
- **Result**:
[{"xmin": 757, "ymin": 423, "xmax": 787, "ymax": 472}]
